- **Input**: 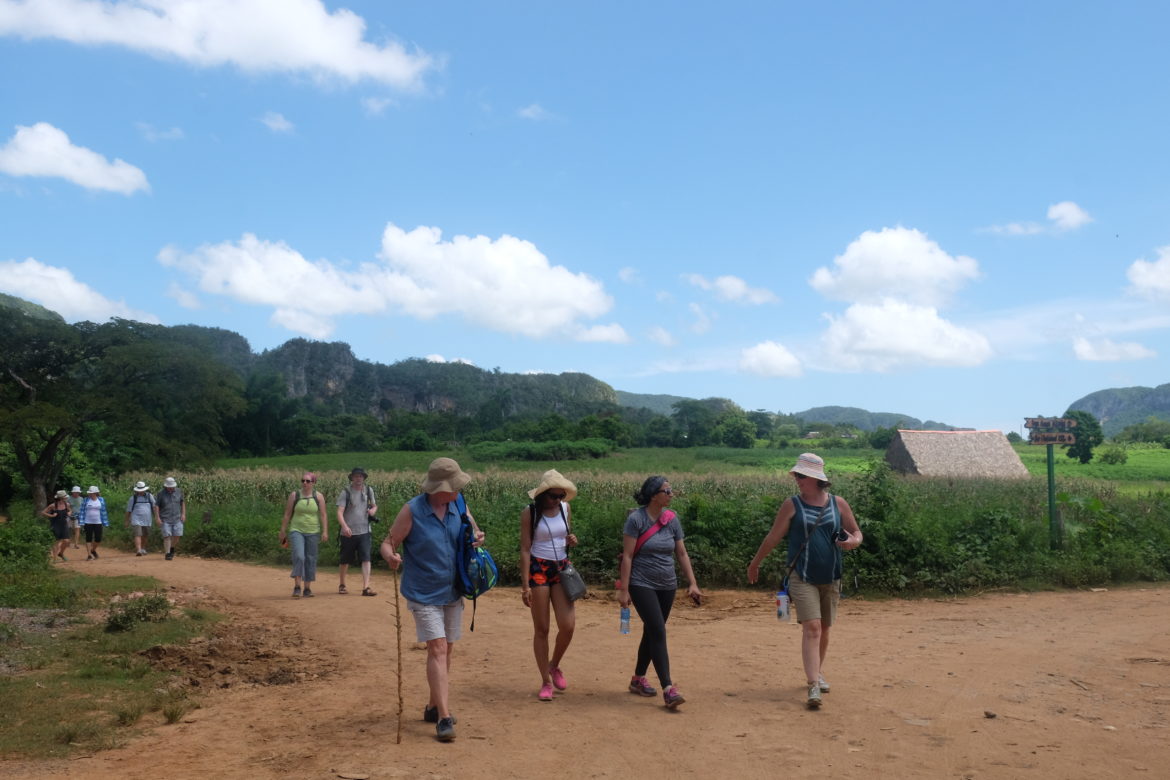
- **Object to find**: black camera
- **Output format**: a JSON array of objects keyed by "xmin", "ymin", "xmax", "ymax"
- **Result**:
[
  {"xmin": 369, "ymin": 515, "xmax": 381, "ymax": 524},
  {"xmin": 833, "ymin": 529, "xmax": 850, "ymax": 542}
]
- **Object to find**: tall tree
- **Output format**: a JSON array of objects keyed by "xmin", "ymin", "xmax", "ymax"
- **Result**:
[
  {"xmin": 1, "ymin": 315, "xmax": 245, "ymax": 506},
  {"xmin": 1062, "ymin": 409, "xmax": 1104, "ymax": 464}
]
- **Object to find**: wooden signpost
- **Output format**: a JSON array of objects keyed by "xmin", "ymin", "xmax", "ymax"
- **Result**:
[{"xmin": 1025, "ymin": 417, "xmax": 1078, "ymax": 549}]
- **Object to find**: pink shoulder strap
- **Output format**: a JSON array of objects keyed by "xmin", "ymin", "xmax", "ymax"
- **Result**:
[{"xmin": 632, "ymin": 509, "xmax": 676, "ymax": 557}]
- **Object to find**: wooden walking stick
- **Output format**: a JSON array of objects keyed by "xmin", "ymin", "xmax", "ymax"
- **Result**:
[{"xmin": 391, "ymin": 564, "xmax": 403, "ymax": 744}]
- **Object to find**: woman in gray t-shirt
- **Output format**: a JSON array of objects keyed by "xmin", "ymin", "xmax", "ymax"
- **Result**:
[{"xmin": 617, "ymin": 475, "xmax": 702, "ymax": 710}]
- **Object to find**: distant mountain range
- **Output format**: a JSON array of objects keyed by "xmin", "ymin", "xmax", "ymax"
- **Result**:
[
  {"xmin": 7, "ymin": 293, "xmax": 1161, "ymax": 435},
  {"xmin": 1068, "ymin": 383, "xmax": 1170, "ymax": 437}
]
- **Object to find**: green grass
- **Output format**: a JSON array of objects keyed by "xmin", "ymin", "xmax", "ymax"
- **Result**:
[
  {"xmin": 0, "ymin": 585, "xmax": 220, "ymax": 759},
  {"xmin": 215, "ymin": 445, "xmax": 881, "ymax": 476}
]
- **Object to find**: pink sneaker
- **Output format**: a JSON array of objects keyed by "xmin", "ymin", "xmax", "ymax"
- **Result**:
[
  {"xmin": 550, "ymin": 667, "xmax": 568, "ymax": 691},
  {"xmin": 663, "ymin": 685, "xmax": 685, "ymax": 709},
  {"xmin": 538, "ymin": 682, "xmax": 554, "ymax": 701},
  {"xmin": 629, "ymin": 676, "xmax": 656, "ymax": 696}
]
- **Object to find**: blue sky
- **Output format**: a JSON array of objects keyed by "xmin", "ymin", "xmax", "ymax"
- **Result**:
[{"xmin": 3, "ymin": 1, "xmax": 1169, "ymax": 435}]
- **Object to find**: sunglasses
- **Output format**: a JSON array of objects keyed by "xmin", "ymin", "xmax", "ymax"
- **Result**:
[
  {"xmin": 301, "ymin": 478, "xmax": 315, "ymax": 483},
  {"xmin": 658, "ymin": 488, "xmax": 673, "ymax": 495},
  {"xmin": 546, "ymin": 492, "xmax": 567, "ymax": 500}
]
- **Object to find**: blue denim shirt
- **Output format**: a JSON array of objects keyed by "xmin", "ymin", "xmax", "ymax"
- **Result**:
[{"xmin": 400, "ymin": 494, "xmax": 462, "ymax": 605}]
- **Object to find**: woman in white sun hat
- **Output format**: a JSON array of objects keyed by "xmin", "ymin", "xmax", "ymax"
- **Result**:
[
  {"xmin": 746, "ymin": 452, "xmax": 863, "ymax": 710},
  {"xmin": 78, "ymin": 485, "xmax": 110, "ymax": 560}
]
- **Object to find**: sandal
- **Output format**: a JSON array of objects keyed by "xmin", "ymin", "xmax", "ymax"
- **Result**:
[
  {"xmin": 338, "ymin": 584, "xmax": 348, "ymax": 594},
  {"xmin": 361, "ymin": 587, "xmax": 377, "ymax": 597}
]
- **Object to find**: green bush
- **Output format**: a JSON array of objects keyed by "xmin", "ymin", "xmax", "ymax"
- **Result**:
[{"xmin": 106, "ymin": 592, "xmax": 172, "ymax": 632}]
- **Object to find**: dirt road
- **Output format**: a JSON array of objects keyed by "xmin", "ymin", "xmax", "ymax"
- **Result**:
[{"xmin": 6, "ymin": 553, "xmax": 1169, "ymax": 779}]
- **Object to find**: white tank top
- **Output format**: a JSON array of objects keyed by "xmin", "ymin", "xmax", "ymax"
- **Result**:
[{"xmin": 530, "ymin": 502, "xmax": 570, "ymax": 560}]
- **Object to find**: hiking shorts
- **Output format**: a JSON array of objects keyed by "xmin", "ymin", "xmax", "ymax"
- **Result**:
[
  {"xmin": 130, "ymin": 525, "xmax": 151, "ymax": 538},
  {"xmin": 161, "ymin": 521, "xmax": 184, "ymax": 538},
  {"xmin": 83, "ymin": 525, "xmax": 104, "ymax": 543},
  {"xmin": 790, "ymin": 571, "xmax": 840, "ymax": 627},
  {"xmin": 339, "ymin": 532, "xmax": 372, "ymax": 565},
  {"xmin": 527, "ymin": 556, "xmax": 568, "ymax": 588},
  {"xmin": 407, "ymin": 598, "xmax": 464, "ymax": 643}
]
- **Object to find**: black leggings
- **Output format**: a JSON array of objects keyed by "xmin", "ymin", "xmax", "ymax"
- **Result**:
[{"xmin": 628, "ymin": 585, "xmax": 675, "ymax": 687}]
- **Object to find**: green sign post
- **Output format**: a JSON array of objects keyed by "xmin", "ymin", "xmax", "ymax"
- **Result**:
[{"xmin": 1025, "ymin": 417, "xmax": 1078, "ymax": 549}]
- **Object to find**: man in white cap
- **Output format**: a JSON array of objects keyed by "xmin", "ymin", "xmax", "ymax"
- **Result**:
[
  {"xmin": 125, "ymin": 481, "xmax": 160, "ymax": 556},
  {"xmin": 155, "ymin": 477, "xmax": 186, "ymax": 560}
]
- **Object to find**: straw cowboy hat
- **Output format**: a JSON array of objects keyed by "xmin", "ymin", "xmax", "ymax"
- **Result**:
[
  {"xmin": 527, "ymin": 469, "xmax": 578, "ymax": 502},
  {"xmin": 420, "ymin": 458, "xmax": 471, "ymax": 494},
  {"xmin": 54, "ymin": 489, "xmax": 69, "ymax": 499},
  {"xmin": 790, "ymin": 452, "xmax": 828, "ymax": 482}
]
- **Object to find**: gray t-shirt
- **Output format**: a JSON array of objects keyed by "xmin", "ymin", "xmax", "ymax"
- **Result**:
[
  {"xmin": 624, "ymin": 507, "xmax": 684, "ymax": 590},
  {"xmin": 156, "ymin": 489, "xmax": 184, "ymax": 524},
  {"xmin": 126, "ymin": 492, "xmax": 156, "ymax": 526},
  {"xmin": 336, "ymin": 484, "xmax": 376, "ymax": 536}
]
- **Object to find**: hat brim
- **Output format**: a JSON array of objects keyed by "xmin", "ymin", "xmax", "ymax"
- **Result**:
[
  {"xmin": 420, "ymin": 472, "xmax": 471, "ymax": 494},
  {"xmin": 790, "ymin": 466, "xmax": 829, "ymax": 481},
  {"xmin": 527, "ymin": 474, "xmax": 578, "ymax": 502}
]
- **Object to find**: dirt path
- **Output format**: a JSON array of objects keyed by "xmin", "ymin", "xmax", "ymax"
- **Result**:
[{"xmin": 6, "ymin": 552, "xmax": 1170, "ymax": 779}]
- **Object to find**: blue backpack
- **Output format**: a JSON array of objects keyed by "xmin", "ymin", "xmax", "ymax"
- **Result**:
[{"xmin": 453, "ymin": 493, "xmax": 498, "ymax": 631}]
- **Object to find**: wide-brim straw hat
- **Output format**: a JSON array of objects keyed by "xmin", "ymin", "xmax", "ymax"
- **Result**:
[
  {"xmin": 790, "ymin": 452, "xmax": 828, "ymax": 482},
  {"xmin": 420, "ymin": 457, "xmax": 471, "ymax": 494},
  {"xmin": 527, "ymin": 469, "xmax": 578, "ymax": 502},
  {"xmin": 54, "ymin": 489, "xmax": 69, "ymax": 499}
]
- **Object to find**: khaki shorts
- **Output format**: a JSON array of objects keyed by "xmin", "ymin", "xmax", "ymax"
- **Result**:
[
  {"xmin": 407, "ymin": 599, "xmax": 464, "ymax": 643},
  {"xmin": 789, "ymin": 571, "xmax": 840, "ymax": 627}
]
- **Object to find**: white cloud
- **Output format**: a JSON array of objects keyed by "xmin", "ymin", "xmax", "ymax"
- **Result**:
[
  {"xmin": 618, "ymin": 266, "xmax": 639, "ymax": 284},
  {"xmin": 575, "ymin": 323, "xmax": 630, "ymax": 343},
  {"xmin": 810, "ymin": 227, "xmax": 979, "ymax": 307},
  {"xmin": 0, "ymin": 257, "xmax": 160, "ymax": 323},
  {"xmin": 1127, "ymin": 246, "xmax": 1170, "ymax": 301},
  {"xmin": 1047, "ymin": 201, "xmax": 1093, "ymax": 231},
  {"xmin": 739, "ymin": 341, "xmax": 802, "ymax": 377},
  {"xmin": 0, "ymin": 0, "xmax": 436, "ymax": 89},
  {"xmin": 517, "ymin": 103, "xmax": 552, "ymax": 121},
  {"xmin": 426, "ymin": 354, "xmax": 474, "ymax": 365},
  {"xmin": 362, "ymin": 96, "xmax": 396, "ymax": 115},
  {"xmin": 684, "ymin": 273, "xmax": 777, "ymax": 304},
  {"xmin": 0, "ymin": 122, "xmax": 148, "ymax": 194},
  {"xmin": 820, "ymin": 300, "xmax": 993, "ymax": 372},
  {"xmin": 655, "ymin": 290, "xmax": 673, "ymax": 303},
  {"xmin": 165, "ymin": 281, "xmax": 200, "ymax": 309},
  {"xmin": 136, "ymin": 122, "xmax": 184, "ymax": 142},
  {"xmin": 261, "ymin": 112, "xmax": 294, "ymax": 133},
  {"xmin": 1072, "ymin": 337, "xmax": 1155, "ymax": 362},
  {"xmin": 271, "ymin": 307, "xmax": 332, "ymax": 339},
  {"xmin": 688, "ymin": 302, "xmax": 713, "ymax": 334},
  {"xmin": 983, "ymin": 200, "xmax": 1093, "ymax": 235},
  {"xmin": 159, "ymin": 223, "xmax": 620, "ymax": 341},
  {"xmin": 647, "ymin": 326, "xmax": 675, "ymax": 347}
]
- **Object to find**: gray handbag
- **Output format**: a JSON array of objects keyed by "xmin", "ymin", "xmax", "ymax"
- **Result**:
[{"xmin": 549, "ymin": 505, "xmax": 587, "ymax": 601}]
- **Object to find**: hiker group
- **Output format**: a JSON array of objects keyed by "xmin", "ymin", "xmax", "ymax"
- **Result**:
[
  {"xmin": 376, "ymin": 453, "xmax": 862, "ymax": 742},
  {"xmin": 40, "ymin": 478, "xmax": 186, "ymax": 563}
]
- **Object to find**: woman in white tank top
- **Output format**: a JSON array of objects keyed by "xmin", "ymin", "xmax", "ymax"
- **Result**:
[{"xmin": 519, "ymin": 469, "xmax": 579, "ymax": 702}]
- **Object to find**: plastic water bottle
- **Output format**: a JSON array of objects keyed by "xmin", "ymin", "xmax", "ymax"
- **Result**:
[
  {"xmin": 620, "ymin": 606, "xmax": 631, "ymax": 634},
  {"xmin": 776, "ymin": 590, "xmax": 790, "ymax": 622}
]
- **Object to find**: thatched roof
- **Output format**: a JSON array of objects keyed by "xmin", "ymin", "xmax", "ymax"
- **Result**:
[{"xmin": 885, "ymin": 430, "xmax": 1030, "ymax": 479}]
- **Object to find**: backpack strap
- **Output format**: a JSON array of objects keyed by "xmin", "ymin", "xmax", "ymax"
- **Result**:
[{"xmin": 632, "ymin": 509, "xmax": 675, "ymax": 557}]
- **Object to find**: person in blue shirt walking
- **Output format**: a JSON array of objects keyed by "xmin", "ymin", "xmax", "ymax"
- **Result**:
[
  {"xmin": 380, "ymin": 457, "xmax": 484, "ymax": 743},
  {"xmin": 78, "ymin": 485, "xmax": 110, "ymax": 561}
]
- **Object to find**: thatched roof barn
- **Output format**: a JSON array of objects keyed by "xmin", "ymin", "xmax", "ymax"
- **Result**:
[{"xmin": 885, "ymin": 430, "xmax": 1030, "ymax": 479}]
